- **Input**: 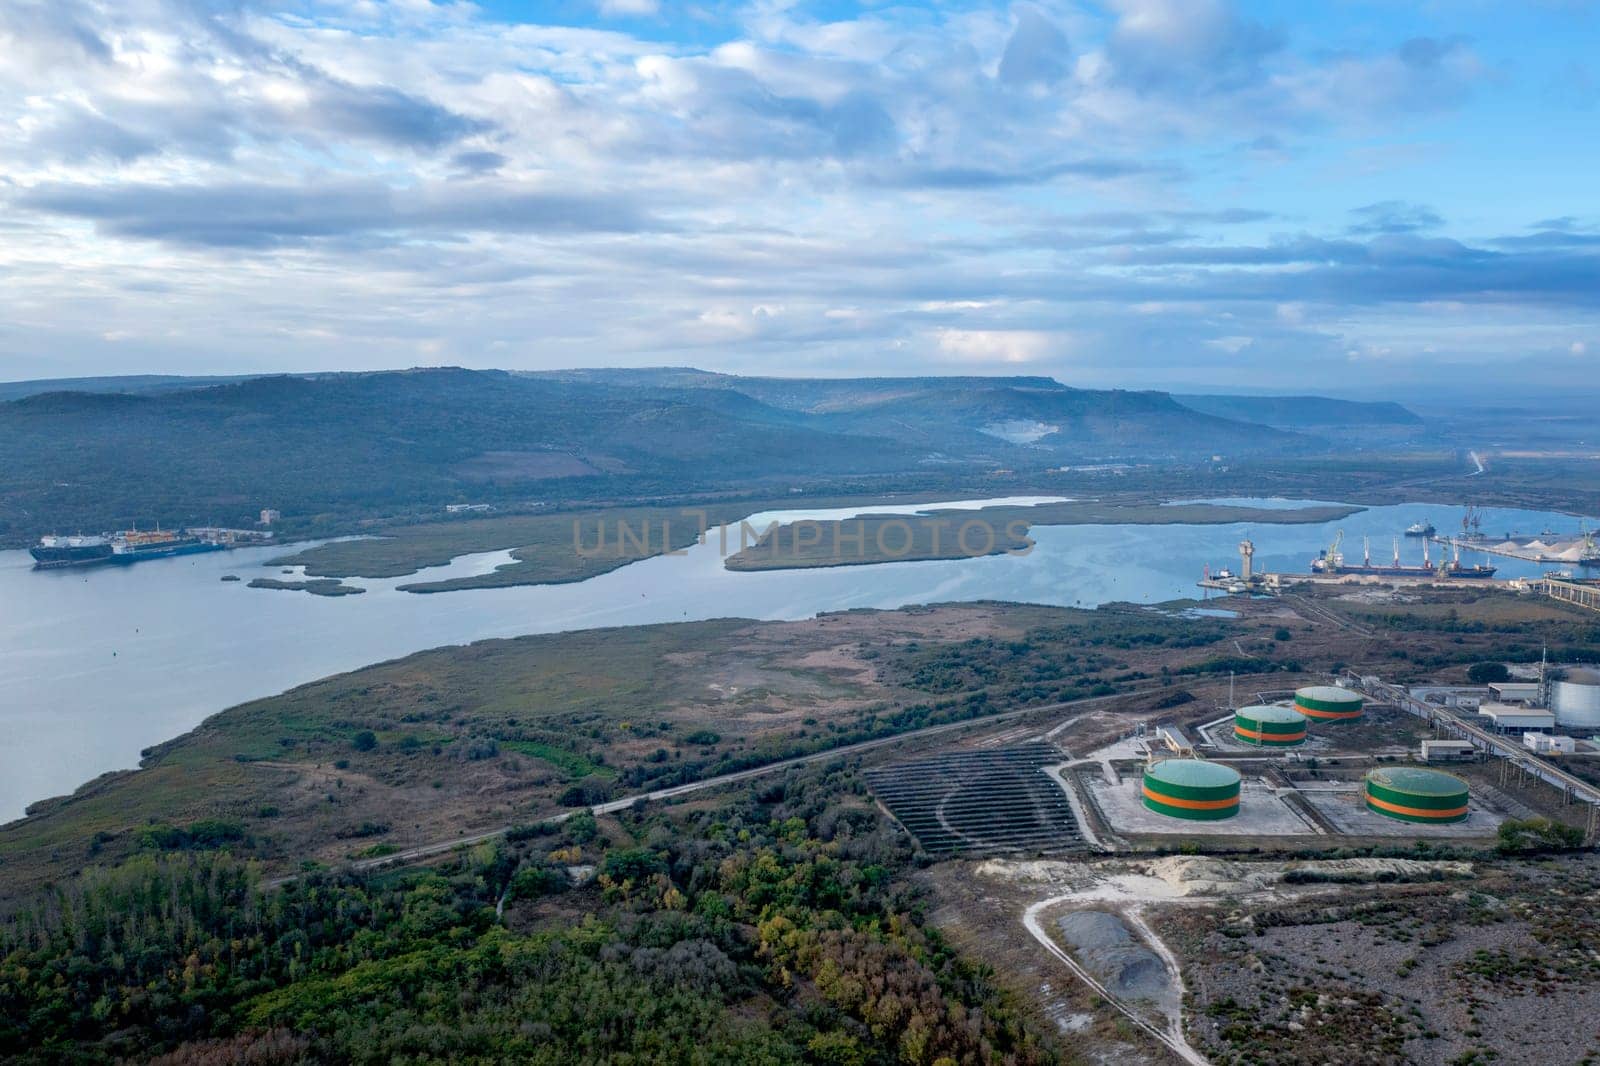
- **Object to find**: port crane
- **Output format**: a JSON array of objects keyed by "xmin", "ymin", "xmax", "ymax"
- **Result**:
[
  {"xmin": 1581, "ymin": 522, "xmax": 1600, "ymax": 565},
  {"xmin": 1324, "ymin": 530, "xmax": 1344, "ymax": 569}
]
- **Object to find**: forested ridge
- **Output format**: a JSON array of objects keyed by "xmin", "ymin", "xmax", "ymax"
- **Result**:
[{"xmin": 0, "ymin": 763, "xmax": 1058, "ymax": 1065}]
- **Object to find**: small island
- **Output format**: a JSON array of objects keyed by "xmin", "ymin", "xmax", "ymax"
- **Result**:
[{"xmin": 247, "ymin": 577, "xmax": 365, "ymax": 597}]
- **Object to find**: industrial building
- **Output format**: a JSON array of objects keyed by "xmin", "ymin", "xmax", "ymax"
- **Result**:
[
  {"xmin": 1293, "ymin": 685, "xmax": 1364, "ymax": 722},
  {"xmin": 1477, "ymin": 703, "xmax": 1557, "ymax": 734},
  {"xmin": 1525, "ymin": 733, "xmax": 1576, "ymax": 755},
  {"xmin": 1364, "ymin": 767, "xmax": 1470, "ymax": 824},
  {"xmin": 1488, "ymin": 681, "xmax": 1542, "ymax": 704},
  {"xmin": 1551, "ymin": 668, "xmax": 1600, "ymax": 729},
  {"xmin": 1141, "ymin": 759, "xmax": 1241, "ymax": 821},
  {"xmin": 1420, "ymin": 739, "xmax": 1476, "ymax": 763},
  {"xmin": 1233, "ymin": 705, "xmax": 1308, "ymax": 747},
  {"xmin": 1155, "ymin": 725, "xmax": 1196, "ymax": 756}
]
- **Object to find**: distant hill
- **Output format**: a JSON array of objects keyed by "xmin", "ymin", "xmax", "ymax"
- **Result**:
[
  {"xmin": 0, "ymin": 367, "xmax": 1336, "ymax": 542},
  {"xmin": 0, "ymin": 369, "xmax": 923, "ymax": 540},
  {"xmin": 1175, "ymin": 393, "xmax": 1423, "ymax": 430},
  {"xmin": 0, "ymin": 374, "xmax": 265, "ymax": 402},
  {"xmin": 532, "ymin": 369, "xmax": 1304, "ymax": 458}
]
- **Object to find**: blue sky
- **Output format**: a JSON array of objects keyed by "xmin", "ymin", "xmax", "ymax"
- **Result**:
[{"xmin": 1, "ymin": 0, "xmax": 1597, "ymax": 392}]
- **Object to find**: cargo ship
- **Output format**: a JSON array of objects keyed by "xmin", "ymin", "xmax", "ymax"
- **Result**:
[
  {"xmin": 30, "ymin": 526, "xmax": 230, "ymax": 569},
  {"xmin": 110, "ymin": 528, "xmax": 226, "ymax": 563},
  {"xmin": 29, "ymin": 533, "xmax": 114, "ymax": 569},
  {"xmin": 1404, "ymin": 520, "xmax": 1436, "ymax": 537},
  {"xmin": 1312, "ymin": 533, "xmax": 1496, "ymax": 579}
]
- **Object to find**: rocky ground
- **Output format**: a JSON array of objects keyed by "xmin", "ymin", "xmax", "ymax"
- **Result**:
[{"xmin": 1164, "ymin": 855, "xmax": 1600, "ymax": 1065}]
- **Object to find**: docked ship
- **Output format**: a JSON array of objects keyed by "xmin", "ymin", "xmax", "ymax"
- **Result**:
[
  {"xmin": 1404, "ymin": 520, "xmax": 1436, "ymax": 537},
  {"xmin": 31, "ymin": 525, "xmax": 232, "ymax": 569},
  {"xmin": 29, "ymin": 533, "xmax": 114, "ymax": 569},
  {"xmin": 1312, "ymin": 533, "xmax": 1496, "ymax": 579},
  {"xmin": 110, "ymin": 528, "xmax": 226, "ymax": 563}
]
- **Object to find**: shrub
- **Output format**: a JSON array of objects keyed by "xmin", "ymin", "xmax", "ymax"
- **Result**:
[
  {"xmin": 456, "ymin": 736, "xmax": 499, "ymax": 761},
  {"xmin": 510, "ymin": 865, "xmax": 568, "ymax": 900},
  {"xmin": 1467, "ymin": 662, "xmax": 1510, "ymax": 684},
  {"xmin": 351, "ymin": 729, "xmax": 378, "ymax": 752},
  {"xmin": 558, "ymin": 776, "xmax": 614, "ymax": 807},
  {"xmin": 1496, "ymin": 817, "xmax": 1583, "ymax": 854}
]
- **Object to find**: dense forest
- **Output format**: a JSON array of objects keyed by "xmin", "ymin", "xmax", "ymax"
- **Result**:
[{"xmin": 0, "ymin": 763, "xmax": 1058, "ymax": 1065}]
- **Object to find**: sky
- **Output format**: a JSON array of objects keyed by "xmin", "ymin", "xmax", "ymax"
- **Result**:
[{"xmin": 2, "ymin": 0, "xmax": 1598, "ymax": 393}]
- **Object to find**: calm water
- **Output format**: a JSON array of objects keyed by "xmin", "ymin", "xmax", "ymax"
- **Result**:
[{"xmin": 0, "ymin": 497, "xmax": 1591, "ymax": 821}]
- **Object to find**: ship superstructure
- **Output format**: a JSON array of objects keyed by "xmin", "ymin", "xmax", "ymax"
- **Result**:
[{"xmin": 29, "ymin": 534, "xmax": 114, "ymax": 569}]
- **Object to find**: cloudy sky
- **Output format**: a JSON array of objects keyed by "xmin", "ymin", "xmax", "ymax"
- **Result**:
[{"xmin": 3, "ymin": 0, "xmax": 1598, "ymax": 391}]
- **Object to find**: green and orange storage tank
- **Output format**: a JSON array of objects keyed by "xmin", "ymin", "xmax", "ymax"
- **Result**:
[
  {"xmin": 1294, "ymin": 685, "xmax": 1364, "ymax": 723},
  {"xmin": 1234, "ymin": 704, "xmax": 1308, "ymax": 747},
  {"xmin": 1364, "ymin": 767, "xmax": 1470, "ymax": 824},
  {"xmin": 1142, "ymin": 759, "xmax": 1241, "ymax": 821}
]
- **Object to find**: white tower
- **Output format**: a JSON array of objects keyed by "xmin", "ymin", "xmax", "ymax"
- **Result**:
[{"xmin": 1239, "ymin": 540, "xmax": 1255, "ymax": 581}]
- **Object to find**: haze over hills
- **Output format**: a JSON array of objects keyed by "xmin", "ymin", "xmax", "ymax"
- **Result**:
[
  {"xmin": 0, "ymin": 367, "xmax": 1423, "ymax": 542},
  {"xmin": 1175, "ymin": 394, "xmax": 1424, "ymax": 431}
]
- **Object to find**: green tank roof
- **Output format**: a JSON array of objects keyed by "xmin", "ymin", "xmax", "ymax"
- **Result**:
[
  {"xmin": 1235, "ymin": 705, "xmax": 1307, "ymax": 725},
  {"xmin": 1146, "ymin": 759, "xmax": 1240, "ymax": 788},
  {"xmin": 1296, "ymin": 685, "xmax": 1361, "ymax": 704},
  {"xmin": 1366, "ymin": 767, "xmax": 1468, "ymax": 796}
]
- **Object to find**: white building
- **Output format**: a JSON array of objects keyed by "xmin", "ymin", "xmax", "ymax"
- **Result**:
[
  {"xmin": 1421, "ymin": 739, "xmax": 1476, "ymax": 762},
  {"xmin": 1524, "ymin": 733, "xmax": 1576, "ymax": 755},
  {"xmin": 1477, "ymin": 703, "xmax": 1557, "ymax": 733},
  {"xmin": 1487, "ymin": 682, "xmax": 1542, "ymax": 704},
  {"xmin": 259, "ymin": 508, "xmax": 281, "ymax": 525}
]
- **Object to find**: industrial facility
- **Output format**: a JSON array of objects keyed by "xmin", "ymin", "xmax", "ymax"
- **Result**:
[
  {"xmin": 1233, "ymin": 704, "xmax": 1308, "ymax": 747},
  {"xmin": 1363, "ymin": 767, "xmax": 1470, "ymax": 824},
  {"xmin": 1293, "ymin": 685, "xmax": 1364, "ymax": 722},
  {"xmin": 1141, "ymin": 759, "xmax": 1241, "ymax": 821},
  {"xmin": 866, "ymin": 659, "xmax": 1594, "ymax": 859}
]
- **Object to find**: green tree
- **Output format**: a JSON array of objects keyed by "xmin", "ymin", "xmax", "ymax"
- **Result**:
[{"xmin": 1467, "ymin": 662, "xmax": 1510, "ymax": 684}]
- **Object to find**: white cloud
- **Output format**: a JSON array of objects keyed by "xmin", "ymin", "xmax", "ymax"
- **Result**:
[
  {"xmin": 932, "ymin": 328, "xmax": 1058, "ymax": 364},
  {"xmin": 1205, "ymin": 335, "xmax": 1253, "ymax": 354},
  {"xmin": 597, "ymin": 0, "xmax": 659, "ymax": 16},
  {"xmin": 0, "ymin": 0, "xmax": 1586, "ymax": 391}
]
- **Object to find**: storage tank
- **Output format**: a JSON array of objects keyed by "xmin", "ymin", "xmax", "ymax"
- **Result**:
[
  {"xmin": 1294, "ymin": 685, "xmax": 1364, "ymax": 722},
  {"xmin": 1364, "ymin": 767, "xmax": 1469, "ymax": 824},
  {"xmin": 1550, "ymin": 668, "xmax": 1600, "ymax": 729},
  {"xmin": 1234, "ymin": 704, "xmax": 1308, "ymax": 747},
  {"xmin": 1142, "ymin": 759, "xmax": 1241, "ymax": 820}
]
